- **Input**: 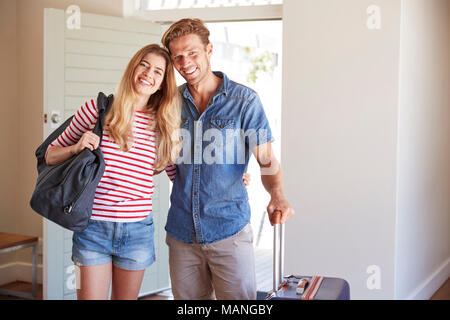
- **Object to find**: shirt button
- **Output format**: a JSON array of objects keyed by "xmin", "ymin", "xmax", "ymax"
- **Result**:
[
  {"xmin": 194, "ymin": 169, "xmax": 198, "ymax": 173},
  {"xmin": 194, "ymin": 214, "xmax": 198, "ymax": 218},
  {"xmin": 194, "ymin": 192, "xmax": 198, "ymax": 196}
]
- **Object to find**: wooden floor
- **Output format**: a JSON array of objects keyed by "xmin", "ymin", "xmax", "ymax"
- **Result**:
[
  {"xmin": 0, "ymin": 281, "xmax": 43, "ymax": 300},
  {"xmin": 430, "ymin": 277, "xmax": 450, "ymax": 300}
]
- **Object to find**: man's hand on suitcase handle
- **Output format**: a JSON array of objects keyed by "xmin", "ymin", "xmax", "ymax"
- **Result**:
[
  {"xmin": 267, "ymin": 194, "xmax": 294, "ymax": 225},
  {"xmin": 268, "ymin": 209, "xmax": 293, "ymax": 226}
]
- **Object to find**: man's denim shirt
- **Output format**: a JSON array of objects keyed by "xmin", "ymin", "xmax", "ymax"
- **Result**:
[{"xmin": 165, "ymin": 72, "xmax": 274, "ymax": 244}]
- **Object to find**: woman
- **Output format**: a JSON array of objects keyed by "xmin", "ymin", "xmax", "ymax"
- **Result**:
[{"xmin": 45, "ymin": 44, "xmax": 180, "ymax": 300}]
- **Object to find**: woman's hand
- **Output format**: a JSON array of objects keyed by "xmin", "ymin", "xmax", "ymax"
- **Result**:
[
  {"xmin": 73, "ymin": 131, "xmax": 100, "ymax": 154},
  {"xmin": 243, "ymin": 172, "xmax": 251, "ymax": 188},
  {"xmin": 46, "ymin": 131, "xmax": 100, "ymax": 166}
]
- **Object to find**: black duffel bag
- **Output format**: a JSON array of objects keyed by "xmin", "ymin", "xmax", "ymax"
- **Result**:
[{"xmin": 30, "ymin": 92, "xmax": 113, "ymax": 232}]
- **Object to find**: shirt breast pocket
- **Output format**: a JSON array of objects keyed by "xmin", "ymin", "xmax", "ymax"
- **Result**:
[{"xmin": 209, "ymin": 118, "xmax": 235, "ymax": 130}]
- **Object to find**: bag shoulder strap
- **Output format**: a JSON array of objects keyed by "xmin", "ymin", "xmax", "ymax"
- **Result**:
[{"xmin": 92, "ymin": 92, "xmax": 114, "ymax": 140}]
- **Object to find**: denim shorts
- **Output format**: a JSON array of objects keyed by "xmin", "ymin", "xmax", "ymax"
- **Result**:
[{"xmin": 72, "ymin": 215, "xmax": 155, "ymax": 271}]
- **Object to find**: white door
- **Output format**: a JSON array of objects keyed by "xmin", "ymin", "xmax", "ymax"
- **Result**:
[{"xmin": 43, "ymin": 8, "xmax": 170, "ymax": 300}]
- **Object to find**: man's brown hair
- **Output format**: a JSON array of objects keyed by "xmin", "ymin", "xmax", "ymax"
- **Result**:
[{"xmin": 162, "ymin": 18, "xmax": 210, "ymax": 52}]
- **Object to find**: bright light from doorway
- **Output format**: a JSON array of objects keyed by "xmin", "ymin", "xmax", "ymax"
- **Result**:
[{"xmin": 137, "ymin": 0, "xmax": 283, "ymax": 11}]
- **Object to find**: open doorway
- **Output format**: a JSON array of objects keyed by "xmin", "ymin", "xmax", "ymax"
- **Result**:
[{"xmin": 207, "ymin": 20, "xmax": 283, "ymax": 292}]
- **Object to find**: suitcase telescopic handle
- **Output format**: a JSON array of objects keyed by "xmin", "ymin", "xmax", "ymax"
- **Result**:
[{"xmin": 272, "ymin": 210, "xmax": 285, "ymax": 292}]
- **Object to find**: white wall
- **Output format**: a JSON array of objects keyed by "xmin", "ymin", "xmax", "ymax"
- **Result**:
[
  {"xmin": 282, "ymin": 0, "xmax": 401, "ymax": 299},
  {"xmin": 282, "ymin": 0, "xmax": 450, "ymax": 299},
  {"xmin": 0, "ymin": 0, "xmax": 20, "ymax": 267},
  {"xmin": 395, "ymin": 0, "xmax": 450, "ymax": 300}
]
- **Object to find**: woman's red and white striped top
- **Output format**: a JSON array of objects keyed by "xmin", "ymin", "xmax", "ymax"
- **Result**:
[{"xmin": 48, "ymin": 98, "xmax": 177, "ymax": 223}]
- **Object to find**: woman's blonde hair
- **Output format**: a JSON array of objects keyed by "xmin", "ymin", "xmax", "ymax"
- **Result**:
[{"xmin": 106, "ymin": 44, "xmax": 181, "ymax": 170}]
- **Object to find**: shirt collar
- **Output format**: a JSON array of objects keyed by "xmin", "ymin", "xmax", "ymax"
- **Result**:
[{"xmin": 182, "ymin": 71, "xmax": 229, "ymax": 100}]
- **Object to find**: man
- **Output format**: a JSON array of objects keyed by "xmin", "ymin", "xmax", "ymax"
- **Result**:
[{"xmin": 162, "ymin": 18, "xmax": 294, "ymax": 300}]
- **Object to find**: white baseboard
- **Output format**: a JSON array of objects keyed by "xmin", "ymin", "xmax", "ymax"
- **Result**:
[
  {"xmin": 406, "ymin": 256, "xmax": 450, "ymax": 300},
  {"xmin": 0, "ymin": 262, "xmax": 43, "ymax": 286}
]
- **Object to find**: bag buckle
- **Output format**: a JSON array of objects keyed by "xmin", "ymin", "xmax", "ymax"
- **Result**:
[{"xmin": 64, "ymin": 205, "xmax": 73, "ymax": 215}]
